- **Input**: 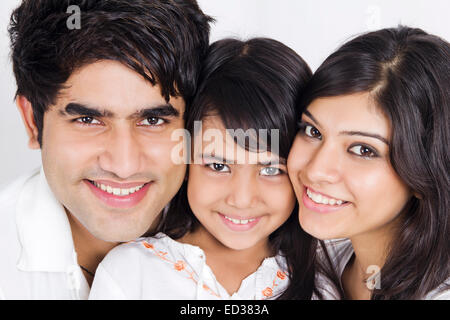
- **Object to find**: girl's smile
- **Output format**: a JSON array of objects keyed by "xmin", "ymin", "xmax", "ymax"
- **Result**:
[{"xmin": 187, "ymin": 116, "xmax": 296, "ymax": 251}]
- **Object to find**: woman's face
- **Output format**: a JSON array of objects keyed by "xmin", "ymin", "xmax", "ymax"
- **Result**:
[
  {"xmin": 287, "ymin": 92, "xmax": 412, "ymax": 240},
  {"xmin": 187, "ymin": 116, "xmax": 296, "ymax": 251}
]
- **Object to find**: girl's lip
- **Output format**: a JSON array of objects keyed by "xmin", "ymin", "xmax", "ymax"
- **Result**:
[
  {"xmin": 302, "ymin": 187, "xmax": 351, "ymax": 213},
  {"xmin": 217, "ymin": 212, "xmax": 262, "ymax": 232}
]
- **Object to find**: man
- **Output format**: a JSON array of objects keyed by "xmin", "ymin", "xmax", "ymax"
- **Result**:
[{"xmin": 0, "ymin": 0, "xmax": 211, "ymax": 299}]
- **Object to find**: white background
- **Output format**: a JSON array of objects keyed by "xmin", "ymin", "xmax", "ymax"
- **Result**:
[{"xmin": 1, "ymin": 0, "xmax": 449, "ymax": 187}]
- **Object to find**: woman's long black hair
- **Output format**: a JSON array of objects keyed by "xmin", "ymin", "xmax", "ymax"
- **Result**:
[
  {"xmin": 300, "ymin": 26, "xmax": 450, "ymax": 299},
  {"xmin": 156, "ymin": 38, "xmax": 326, "ymax": 299}
]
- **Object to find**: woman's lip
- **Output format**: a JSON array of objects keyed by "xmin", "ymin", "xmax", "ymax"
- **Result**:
[
  {"xmin": 84, "ymin": 179, "xmax": 152, "ymax": 209},
  {"xmin": 306, "ymin": 186, "xmax": 346, "ymax": 202},
  {"xmin": 302, "ymin": 187, "xmax": 350, "ymax": 213}
]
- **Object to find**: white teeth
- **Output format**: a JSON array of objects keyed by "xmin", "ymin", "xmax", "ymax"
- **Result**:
[
  {"xmin": 306, "ymin": 188, "xmax": 345, "ymax": 206},
  {"xmin": 223, "ymin": 215, "xmax": 256, "ymax": 225},
  {"xmin": 93, "ymin": 182, "xmax": 146, "ymax": 197}
]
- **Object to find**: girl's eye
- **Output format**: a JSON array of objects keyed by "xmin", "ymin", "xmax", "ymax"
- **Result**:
[
  {"xmin": 304, "ymin": 124, "xmax": 322, "ymax": 139},
  {"xmin": 348, "ymin": 145, "xmax": 378, "ymax": 158},
  {"xmin": 260, "ymin": 167, "xmax": 282, "ymax": 176},
  {"xmin": 76, "ymin": 117, "xmax": 102, "ymax": 125},
  {"xmin": 138, "ymin": 117, "xmax": 166, "ymax": 126},
  {"xmin": 207, "ymin": 163, "xmax": 230, "ymax": 173}
]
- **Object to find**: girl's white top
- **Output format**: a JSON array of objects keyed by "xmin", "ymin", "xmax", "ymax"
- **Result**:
[
  {"xmin": 315, "ymin": 239, "xmax": 450, "ymax": 300},
  {"xmin": 89, "ymin": 232, "xmax": 289, "ymax": 300}
]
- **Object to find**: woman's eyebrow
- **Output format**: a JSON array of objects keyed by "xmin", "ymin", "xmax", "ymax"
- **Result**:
[
  {"xmin": 304, "ymin": 109, "xmax": 389, "ymax": 145},
  {"xmin": 303, "ymin": 110, "xmax": 321, "ymax": 127},
  {"xmin": 340, "ymin": 131, "xmax": 390, "ymax": 146}
]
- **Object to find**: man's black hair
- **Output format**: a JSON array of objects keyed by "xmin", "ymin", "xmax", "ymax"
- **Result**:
[{"xmin": 9, "ymin": 0, "xmax": 213, "ymax": 145}]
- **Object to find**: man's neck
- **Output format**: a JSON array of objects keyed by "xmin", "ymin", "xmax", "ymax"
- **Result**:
[{"xmin": 66, "ymin": 211, "xmax": 118, "ymax": 286}]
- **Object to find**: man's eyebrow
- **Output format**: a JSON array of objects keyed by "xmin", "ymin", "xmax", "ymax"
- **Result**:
[
  {"xmin": 60, "ymin": 103, "xmax": 115, "ymax": 118},
  {"xmin": 127, "ymin": 104, "xmax": 180, "ymax": 120}
]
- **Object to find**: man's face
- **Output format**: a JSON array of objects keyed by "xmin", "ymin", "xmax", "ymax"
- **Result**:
[{"xmin": 41, "ymin": 60, "xmax": 186, "ymax": 242}]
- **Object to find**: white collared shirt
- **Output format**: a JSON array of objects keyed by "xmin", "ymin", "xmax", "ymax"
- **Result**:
[
  {"xmin": 0, "ymin": 168, "xmax": 90, "ymax": 299},
  {"xmin": 89, "ymin": 233, "xmax": 289, "ymax": 300}
]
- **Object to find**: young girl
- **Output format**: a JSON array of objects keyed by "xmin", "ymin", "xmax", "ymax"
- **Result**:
[
  {"xmin": 287, "ymin": 26, "xmax": 450, "ymax": 299},
  {"xmin": 89, "ymin": 38, "xmax": 324, "ymax": 299}
]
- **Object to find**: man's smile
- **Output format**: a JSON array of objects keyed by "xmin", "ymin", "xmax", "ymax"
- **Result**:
[{"xmin": 84, "ymin": 179, "xmax": 153, "ymax": 208}]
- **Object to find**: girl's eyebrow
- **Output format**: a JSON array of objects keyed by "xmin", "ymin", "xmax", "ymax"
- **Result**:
[
  {"xmin": 303, "ymin": 110, "xmax": 389, "ymax": 146},
  {"xmin": 200, "ymin": 154, "xmax": 285, "ymax": 165}
]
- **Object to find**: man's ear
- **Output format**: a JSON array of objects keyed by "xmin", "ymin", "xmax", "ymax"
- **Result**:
[{"xmin": 16, "ymin": 95, "xmax": 40, "ymax": 149}]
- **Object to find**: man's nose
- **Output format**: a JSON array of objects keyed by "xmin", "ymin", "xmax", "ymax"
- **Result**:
[{"xmin": 98, "ymin": 127, "xmax": 143, "ymax": 179}]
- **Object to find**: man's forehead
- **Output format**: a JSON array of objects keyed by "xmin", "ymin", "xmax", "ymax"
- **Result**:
[{"xmin": 57, "ymin": 60, "xmax": 184, "ymax": 112}]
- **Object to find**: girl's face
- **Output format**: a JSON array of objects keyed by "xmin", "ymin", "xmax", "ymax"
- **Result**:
[
  {"xmin": 187, "ymin": 116, "xmax": 296, "ymax": 251},
  {"xmin": 287, "ymin": 92, "xmax": 412, "ymax": 241}
]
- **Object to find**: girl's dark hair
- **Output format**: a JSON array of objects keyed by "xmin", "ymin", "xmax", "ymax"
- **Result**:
[
  {"xmin": 301, "ymin": 26, "xmax": 450, "ymax": 299},
  {"xmin": 158, "ymin": 38, "xmax": 324, "ymax": 299},
  {"xmin": 8, "ymin": 0, "xmax": 212, "ymax": 145}
]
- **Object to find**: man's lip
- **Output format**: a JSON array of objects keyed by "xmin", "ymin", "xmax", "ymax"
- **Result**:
[
  {"xmin": 86, "ymin": 179, "xmax": 151, "ymax": 189},
  {"xmin": 84, "ymin": 180, "xmax": 152, "ymax": 209}
]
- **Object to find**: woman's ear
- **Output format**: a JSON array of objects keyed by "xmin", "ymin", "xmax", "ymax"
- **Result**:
[
  {"xmin": 16, "ymin": 95, "xmax": 40, "ymax": 149},
  {"xmin": 413, "ymin": 192, "xmax": 423, "ymax": 200}
]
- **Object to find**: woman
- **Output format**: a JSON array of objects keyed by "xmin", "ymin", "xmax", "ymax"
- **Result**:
[{"xmin": 288, "ymin": 26, "xmax": 450, "ymax": 299}]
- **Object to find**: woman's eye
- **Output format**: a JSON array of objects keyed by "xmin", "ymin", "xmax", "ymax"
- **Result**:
[
  {"xmin": 207, "ymin": 163, "xmax": 230, "ymax": 172},
  {"xmin": 304, "ymin": 124, "xmax": 322, "ymax": 139},
  {"xmin": 138, "ymin": 117, "xmax": 165, "ymax": 126},
  {"xmin": 348, "ymin": 145, "xmax": 378, "ymax": 158},
  {"xmin": 260, "ymin": 167, "xmax": 282, "ymax": 176},
  {"xmin": 76, "ymin": 117, "xmax": 102, "ymax": 125}
]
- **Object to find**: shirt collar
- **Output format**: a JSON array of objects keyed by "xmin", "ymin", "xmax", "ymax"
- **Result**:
[{"xmin": 16, "ymin": 167, "xmax": 77, "ymax": 272}]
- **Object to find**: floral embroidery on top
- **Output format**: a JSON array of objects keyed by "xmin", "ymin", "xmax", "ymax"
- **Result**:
[
  {"xmin": 262, "ymin": 269, "xmax": 288, "ymax": 299},
  {"xmin": 141, "ymin": 240, "xmax": 221, "ymax": 298},
  {"xmin": 139, "ymin": 238, "xmax": 288, "ymax": 300}
]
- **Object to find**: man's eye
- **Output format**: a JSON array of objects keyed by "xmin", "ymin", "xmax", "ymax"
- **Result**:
[
  {"xmin": 348, "ymin": 145, "xmax": 378, "ymax": 158},
  {"xmin": 138, "ymin": 117, "xmax": 165, "ymax": 126},
  {"xmin": 207, "ymin": 163, "xmax": 230, "ymax": 173},
  {"xmin": 260, "ymin": 167, "xmax": 282, "ymax": 176},
  {"xmin": 75, "ymin": 117, "xmax": 101, "ymax": 125}
]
